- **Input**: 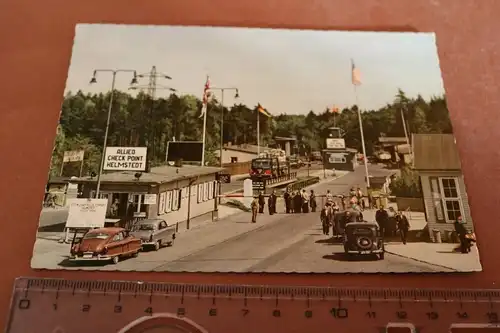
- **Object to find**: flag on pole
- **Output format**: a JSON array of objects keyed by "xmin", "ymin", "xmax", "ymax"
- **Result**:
[
  {"xmin": 199, "ymin": 76, "xmax": 211, "ymax": 118},
  {"xmin": 351, "ymin": 59, "xmax": 362, "ymax": 86},
  {"xmin": 257, "ymin": 103, "xmax": 272, "ymax": 117},
  {"xmin": 330, "ymin": 106, "xmax": 340, "ymax": 114}
]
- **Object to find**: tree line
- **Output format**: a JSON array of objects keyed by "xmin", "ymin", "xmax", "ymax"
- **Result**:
[{"xmin": 51, "ymin": 88, "xmax": 452, "ymax": 178}]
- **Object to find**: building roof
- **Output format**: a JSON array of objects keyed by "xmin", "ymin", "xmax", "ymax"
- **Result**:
[
  {"xmin": 413, "ymin": 134, "xmax": 462, "ymax": 171},
  {"xmin": 222, "ymin": 144, "xmax": 261, "ymax": 154},
  {"xmin": 274, "ymin": 136, "xmax": 297, "ymax": 142},
  {"xmin": 378, "ymin": 137, "xmax": 408, "ymax": 144},
  {"xmin": 71, "ymin": 164, "xmax": 224, "ymax": 185}
]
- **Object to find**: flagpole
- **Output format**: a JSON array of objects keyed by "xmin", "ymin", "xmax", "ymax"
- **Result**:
[
  {"xmin": 201, "ymin": 105, "xmax": 208, "ymax": 166},
  {"xmin": 353, "ymin": 85, "xmax": 371, "ymax": 188},
  {"xmin": 257, "ymin": 109, "xmax": 260, "ymax": 155}
]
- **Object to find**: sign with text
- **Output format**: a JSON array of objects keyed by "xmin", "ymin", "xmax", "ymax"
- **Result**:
[
  {"xmin": 328, "ymin": 153, "xmax": 347, "ymax": 164},
  {"xmin": 65, "ymin": 198, "xmax": 108, "ymax": 229},
  {"xmin": 63, "ymin": 150, "xmax": 85, "ymax": 162},
  {"xmin": 326, "ymin": 138, "xmax": 346, "ymax": 149},
  {"xmin": 104, "ymin": 147, "xmax": 147, "ymax": 171},
  {"xmin": 144, "ymin": 194, "xmax": 158, "ymax": 205}
]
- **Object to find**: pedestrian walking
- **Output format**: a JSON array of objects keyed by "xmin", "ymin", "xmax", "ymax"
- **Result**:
[
  {"xmin": 309, "ymin": 190, "xmax": 317, "ymax": 212},
  {"xmin": 284, "ymin": 188, "xmax": 291, "ymax": 213},
  {"xmin": 320, "ymin": 204, "xmax": 331, "ymax": 235},
  {"xmin": 454, "ymin": 215, "xmax": 470, "ymax": 253},
  {"xmin": 268, "ymin": 190, "xmax": 277, "ymax": 215},
  {"xmin": 356, "ymin": 187, "xmax": 365, "ymax": 210},
  {"xmin": 258, "ymin": 192, "xmax": 265, "ymax": 214},
  {"xmin": 396, "ymin": 211, "xmax": 410, "ymax": 244},
  {"xmin": 251, "ymin": 197, "xmax": 259, "ymax": 223},
  {"xmin": 375, "ymin": 205, "xmax": 389, "ymax": 238},
  {"xmin": 301, "ymin": 189, "xmax": 310, "ymax": 213}
]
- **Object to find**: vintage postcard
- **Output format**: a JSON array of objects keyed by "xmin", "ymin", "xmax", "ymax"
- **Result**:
[{"xmin": 31, "ymin": 24, "xmax": 481, "ymax": 273}]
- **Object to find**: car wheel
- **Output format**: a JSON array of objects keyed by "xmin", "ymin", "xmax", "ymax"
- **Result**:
[
  {"xmin": 167, "ymin": 239, "xmax": 174, "ymax": 247},
  {"xmin": 112, "ymin": 256, "xmax": 119, "ymax": 264},
  {"xmin": 132, "ymin": 251, "xmax": 139, "ymax": 257},
  {"xmin": 379, "ymin": 252, "xmax": 385, "ymax": 260},
  {"xmin": 154, "ymin": 241, "xmax": 160, "ymax": 251}
]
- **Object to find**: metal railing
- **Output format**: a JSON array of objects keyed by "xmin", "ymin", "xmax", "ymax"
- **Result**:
[{"xmin": 265, "ymin": 172, "xmax": 297, "ymax": 186}]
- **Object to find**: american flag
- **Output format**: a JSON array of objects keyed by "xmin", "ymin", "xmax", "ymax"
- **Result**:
[
  {"xmin": 351, "ymin": 59, "xmax": 361, "ymax": 86},
  {"xmin": 199, "ymin": 75, "xmax": 211, "ymax": 118}
]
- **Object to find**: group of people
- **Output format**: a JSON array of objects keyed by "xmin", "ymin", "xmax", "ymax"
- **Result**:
[
  {"xmin": 250, "ymin": 188, "xmax": 318, "ymax": 223},
  {"xmin": 375, "ymin": 206, "xmax": 410, "ymax": 244}
]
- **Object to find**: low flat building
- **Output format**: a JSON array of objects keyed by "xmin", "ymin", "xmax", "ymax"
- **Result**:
[
  {"xmin": 413, "ymin": 133, "xmax": 473, "ymax": 241},
  {"xmin": 322, "ymin": 148, "xmax": 358, "ymax": 172},
  {"xmin": 216, "ymin": 143, "xmax": 260, "ymax": 164},
  {"xmin": 71, "ymin": 165, "xmax": 224, "ymax": 229}
]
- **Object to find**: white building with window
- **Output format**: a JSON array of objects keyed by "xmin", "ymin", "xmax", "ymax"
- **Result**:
[
  {"xmin": 412, "ymin": 133, "xmax": 474, "ymax": 242},
  {"xmin": 72, "ymin": 165, "xmax": 224, "ymax": 231}
]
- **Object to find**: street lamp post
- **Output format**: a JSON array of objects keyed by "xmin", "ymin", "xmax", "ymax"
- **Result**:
[
  {"xmin": 209, "ymin": 87, "xmax": 239, "ymax": 167},
  {"xmin": 89, "ymin": 69, "xmax": 138, "ymax": 198}
]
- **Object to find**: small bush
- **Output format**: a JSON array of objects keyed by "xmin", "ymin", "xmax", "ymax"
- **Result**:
[{"xmin": 389, "ymin": 167, "xmax": 422, "ymax": 198}]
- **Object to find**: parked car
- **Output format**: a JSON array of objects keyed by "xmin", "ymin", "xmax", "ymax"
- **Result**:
[
  {"xmin": 130, "ymin": 218, "xmax": 176, "ymax": 251},
  {"xmin": 343, "ymin": 222, "xmax": 385, "ymax": 260},
  {"xmin": 69, "ymin": 227, "xmax": 141, "ymax": 264}
]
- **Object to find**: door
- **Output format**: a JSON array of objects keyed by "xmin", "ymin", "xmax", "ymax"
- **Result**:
[{"xmin": 158, "ymin": 220, "xmax": 169, "ymax": 242}]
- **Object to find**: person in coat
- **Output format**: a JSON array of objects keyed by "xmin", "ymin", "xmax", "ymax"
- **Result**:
[
  {"xmin": 320, "ymin": 205, "xmax": 331, "ymax": 235},
  {"xmin": 258, "ymin": 192, "xmax": 265, "ymax": 214},
  {"xmin": 283, "ymin": 188, "xmax": 291, "ymax": 214},
  {"xmin": 454, "ymin": 215, "xmax": 470, "ymax": 253},
  {"xmin": 395, "ymin": 211, "xmax": 410, "ymax": 244},
  {"xmin": 268, "ymin": 190, "xmax": 277, "ymax": 215},
  {"xmin": 251, "ymin": 197, "xmax": 259, "ymax": 223},
  {"xmin": 375, "ymin": 206, "xmax": 389, "ymax": 238},
  {"xmin": 294, "ymin": 191, "xmax": 302, "ymax": 213},
  {"xmin": 309, "ymin": 190, "xmax": 317, "ymax": 212}
]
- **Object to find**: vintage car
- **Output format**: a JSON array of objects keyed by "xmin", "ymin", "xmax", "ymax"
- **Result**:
[
  {"xmin": 129, "ymin": 218, "xmax": 176, "ymax": 251},
  {"xmin": 343, "ymin": 222, "xmax": 385, "ymax": 260},
  {"xmin": 69, "ymin": 227, "xmax": 141, "ymax": 264}
]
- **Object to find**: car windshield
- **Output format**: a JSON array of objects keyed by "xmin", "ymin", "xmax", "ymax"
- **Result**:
[
  {"xmin": 133, "ymin": 224, "xmax": 155, "ymax": 231},
  {"xmin": 252, "ymin": 159, "xmax": 270, "ymax": 168},
  {"xmin": 83, "ymin": 233, "xmax": 109, "ymax": 240}
]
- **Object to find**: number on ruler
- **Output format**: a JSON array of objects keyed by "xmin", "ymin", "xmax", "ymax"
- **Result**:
[
  {"xmin": 487, "ymin": 312, "xmax": 499, "ymax": 323},
  {"xmin": 177, "ymin": 308, "xmax": 186, "ymax": 317},
  {"xmin": 241, "ymin": 309, "xmax": 249, "ymax": 316},
  {"xmin": 366, "ymin": 311, "xmax": 376, "ymax": 318},
  {"xmin": 304, "ymin": 310, "xmax": 313, "ymax": 318},
  {"xmin": 272, "ymin": 310, "xmax": 281, "ymax": 317},
  {"xmin": 330, "ymin": 308, "xmax": 348, "ymax": 319},
  {"xmin": 82, "ymin": 304, "xmax": 91, "ymax": 312},
  {"xmin": 114, "ymin": 305, "xmax": 122, "ymax": 313},
  {"xmin": 52, "ymin": 304, "xmax": 58, "ymax": 311},
  {"xmin": 208, "ymin": 308, "xmax": 217, "ymax": 316},
  {"xmin": 396, "ymin": 311, "xmax": 407, "ymax": 319},
  {"xmin": 456, "ymin": 311, "xmax": 468, "ymax": 319},
  {"xmin": 426, "ymin": 312, "xmax": 439, "ymax": 320},
  {"xmin": 18, "ymin": 299, "xmax": 30, "ymax": 310},
  {"xmin": 144, "ymin": 307, "xmax": 153, "ymax": 315}
]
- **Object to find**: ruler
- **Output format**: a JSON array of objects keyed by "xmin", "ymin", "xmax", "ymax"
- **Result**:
[{"xmin": 6, "ymin": 277, "xmax": 500, "ymax": 333}]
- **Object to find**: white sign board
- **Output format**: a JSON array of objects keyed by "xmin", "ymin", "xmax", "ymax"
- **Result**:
[
  {"xmin": 328, "ymin": 153, "xmax": 347, "ymax": 164},
  {"xmin": 104, "ymin": 147, "xmax": 147, "ymax": 171},
  {"xmin": 243, "ymin": 179, "xmax": 253, "ymax": 209},
  {"xmin": 63, "ymin": 150, "xmax": 85, "ymax": 162},
  {"xmin": 65, "ymin": 198, "xmax": 108, "ymax": 229},
  {"xmin": 326, "ymin": 138, "xmax": 346, "ymax": 149},
  {"xmin": 144, "ymin": 194, "xmax": 158, "ymax": 205}
]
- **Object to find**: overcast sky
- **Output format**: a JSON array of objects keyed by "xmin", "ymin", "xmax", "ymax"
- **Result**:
[{"xmin": 64, "ymin": 24, "xmax": 445, "ymax": 115}]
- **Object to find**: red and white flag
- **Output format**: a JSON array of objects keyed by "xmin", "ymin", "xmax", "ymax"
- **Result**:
[
  {"xmin": 199, "ymin": 75, "xmax": 211, "ymax": 118},
  {"xmin": 331, "ymin": 106, "xmax": 340, "ymax": 114},
  {"xmin": 351, "ymin": 59, "xmax": 361, "ymax": 86}
]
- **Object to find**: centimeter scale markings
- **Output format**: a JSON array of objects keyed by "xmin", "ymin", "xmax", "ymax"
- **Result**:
[{"xmin": 6, "ymin": 278, "xmax": 500, "ymax": 333}]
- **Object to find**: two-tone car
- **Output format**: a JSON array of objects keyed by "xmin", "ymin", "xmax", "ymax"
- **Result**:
[
  {"xmin": 69, "ymin": 227, "xmax": 141, "ymax": 264},
  {"xmin": 130, "ymin": 218, "xmax": 176, "ymax": 251}
]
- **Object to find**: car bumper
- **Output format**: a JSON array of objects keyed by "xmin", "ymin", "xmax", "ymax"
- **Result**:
[
  {"xmin": 345, "ymin": 249, "xmax": 384, "ymax": 254},
  {"xmin": 141, "ymin": 241, "xmax": 156, "ymax": 246},
  {"xmin": 69, "ymin": 255, "xmax": 114, "ymax": 261}
]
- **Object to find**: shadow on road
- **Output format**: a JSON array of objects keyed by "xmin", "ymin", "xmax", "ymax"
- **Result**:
[
  {"xmin": 38, "ymin": 223, "xmax": 66, "ymax": 232},
  {"xmin": 322, "ymin": 253, "xmax": 380, "ymax": 262},
  {"xmin": 315, "ymin": 237, "xmax": 343, "ymax": 245},
  {"xmin": 58, "ymin": 258, "xmax": 109, "ymax": 268}
]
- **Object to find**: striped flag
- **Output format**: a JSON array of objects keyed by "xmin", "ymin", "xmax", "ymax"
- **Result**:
[
  {"xmin": 351, "ymin": 59, "xmax": 361, "ymax": 86},
  {"xmin": 331, "ymin": 106, "xmax": 340, "ymax": 114},
  {"xmin": 257, "ymin": 103, "xmax": 272, "ymax": 117},
  {"xmin": 199, "ymin": 75, "xmax": 211, "ymax": 118}
]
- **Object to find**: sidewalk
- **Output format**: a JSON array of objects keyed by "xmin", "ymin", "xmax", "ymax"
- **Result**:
[{"xmin": 385, "ymin": 242, "xmax": 482, "ymax": 272}]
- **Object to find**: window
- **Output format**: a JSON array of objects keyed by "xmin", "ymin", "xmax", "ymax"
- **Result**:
[
  {"xmin": 165, "ymin": 191, "xmax": 173, "ymax": 213},
  {"xmin": 181, "ymin": 187, "xmax": 188, "ymax": 199},
  {"xmin": 112, "ymin": 233, "xmax": 124, "ymax": 242},
  {"xmin": 159, "ymin": 221, "xmax": 167, "ymax": 229},
  {"xmin": 172, "ymin": 190, "xmax": 181, "ymax": 211},
  {"xmin": 231, "ymin": 157, "xmax": 238, "ymax": 163},
  {"xmin": 197, "ymin": 184, "xmax": 203, "ymax": 203},
  {"xmin": 203, "ymin": 182, "xmax": 209, "ymax": 201},
  {"xmin": 439, "ymin": 177, "xmax": 464, "ymax": 222},
  {"xmin": 208, "ymin": 181, "xmax": 214, "ymax": 200},
  {"xmin": 158, "ymin": 193, "xmax": 166, "ymax": 214}
]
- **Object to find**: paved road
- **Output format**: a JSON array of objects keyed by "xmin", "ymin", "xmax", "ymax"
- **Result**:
[{"xmin": 32, "ymin": 164, "xmax": 448, "ymax": 273}]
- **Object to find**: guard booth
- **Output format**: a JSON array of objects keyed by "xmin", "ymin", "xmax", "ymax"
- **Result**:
[{"xmin": 322, "ymin": 127, "xmax": 357, "ymax": 172}]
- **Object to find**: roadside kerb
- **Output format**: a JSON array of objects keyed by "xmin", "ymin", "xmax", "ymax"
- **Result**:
[{"xmin": 383, "ymin": 248, "xmax": 458, "ymax": 271}]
